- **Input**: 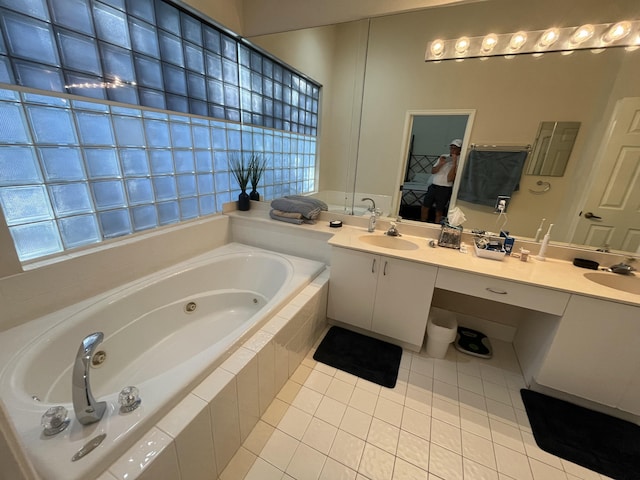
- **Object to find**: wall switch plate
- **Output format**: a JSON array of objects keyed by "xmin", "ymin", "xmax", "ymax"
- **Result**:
[{"xmin": 494, "ymin": 195, "xmax": 510, "ymax": 213}]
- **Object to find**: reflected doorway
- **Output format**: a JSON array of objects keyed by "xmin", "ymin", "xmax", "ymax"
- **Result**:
[{"xmin": 394, "ymin": 110, "xmax": 475, "ymax": 223}]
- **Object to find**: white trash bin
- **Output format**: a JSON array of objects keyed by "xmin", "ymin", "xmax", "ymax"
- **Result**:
[{"xmin": 426, "ymin": 309, "xmax": 458, "ymax": 359}]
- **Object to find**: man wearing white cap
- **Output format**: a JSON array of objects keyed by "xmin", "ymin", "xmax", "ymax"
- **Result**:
[{"xmin": 420, "ymin": 138, "xmax": 462, "ymax": 224}]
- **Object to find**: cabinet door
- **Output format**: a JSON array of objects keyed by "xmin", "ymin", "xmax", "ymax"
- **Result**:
[
  {"xmin": 327, "ymin": 248, "xmax": 377, "ymax": 330},
  {"xmin": 372, "ymin": 256, "xmax": 437, "ymax": 346},
  {"xmin": 618, "ymin": 358, "xmax": 640, "ymax": 415},
  {"xmin": 536, "ymin": 295, "xmax": 640, "ymax": 408}
]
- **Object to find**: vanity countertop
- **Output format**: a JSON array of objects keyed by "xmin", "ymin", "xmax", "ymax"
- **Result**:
[
  {"xmin": 226, "ymin": 205, "xmax": 639, "ymax": 307},
  {"xmin": 327, "ymin": 226, "xmax": 640, "ymax": 307}
]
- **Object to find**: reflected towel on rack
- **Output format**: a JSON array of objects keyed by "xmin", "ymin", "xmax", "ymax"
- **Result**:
[{"xmin": 457, "ymin": 150, "xmax": 529, "ymax": 207}]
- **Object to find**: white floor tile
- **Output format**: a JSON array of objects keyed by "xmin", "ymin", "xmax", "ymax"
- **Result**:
[
  {"xmin": 392, "ymin": 457, "xmax": 429, "ymax": 480},
  {"xmin": 260, "ymin": 429, "xmax": 299, "ymax": 470},
  {"xmin": 316, "ymin": 394, "xmax": 348, "ymax": 426},
  {"xmin": 359, "ymin": 443, "xmax": 396, "ymax": 480},
  {"xmin": 292, "ymin": 385, "xmax": 323, "ymax": 414},
  {"xmin": 367, "ymin": 417, "xmax": 400, "ymax": 455},
  {"xmin": 396, "ymin": 429, "xmax": 430, "ymax": 471},
  {"xmin": 329, "ymin": 429, "xmax": 366, "ymax": 471},
  {"xmin": 374, "ymin": 396, "xmax": 405, "ymax": 425},
  {"xmin": 430, "ymin": 418, "xmax": 462, "ymax": 454},
  {"xmin": 494, "ymin": 444, "xmax": 533, "ymax": 480},
  {"xmin": 320, "ymin": 457, "xmax": 357, "ymax": 480},
  {"xmin": 462, "ymin": 458, "xmax": 499, "ymax": 480},
  {"xmin": 302, "ymin": 417, "xmax": 338, "ymax": 455},
  {"xmin": 244, "ymin": 457, "xmax": 284, "ymax": 480},
  {"xmin": 428, "ymin": 443, "xmax": 463, "ymax": 480},
  {"xmin": 529, "ymin": 458, "xmax": 568, "ymax": 480},
  {"xmin": 340, "ymin": 406, "xmax": 373, "ymax": 440},
  {"xmin": 278, "ymin": 405, "xmax": 313, "ymax": 439},
  {"xmin": 286, "ymin": 442, "xmax": 327, "ymax": 480},
  {"xmin": 233, "ymin": 339, "xmax": 606, "ymax": 480},
  {"xmin": 401, "ymin": 407, "xmax": 431, "ymax": 441},
  {"xmin": 461, "ymin": 429, "xmax": 496, "ymax": 469}
]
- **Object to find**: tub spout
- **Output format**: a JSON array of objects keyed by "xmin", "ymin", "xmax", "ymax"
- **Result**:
[{"xmin": 72, "ymin": 332, "xmax": 107, "ymax": 425}]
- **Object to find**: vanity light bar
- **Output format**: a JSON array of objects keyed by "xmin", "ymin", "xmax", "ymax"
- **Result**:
[{"xmin": 425, "ymin": 20, "xmax": 640, "ymax": 62}]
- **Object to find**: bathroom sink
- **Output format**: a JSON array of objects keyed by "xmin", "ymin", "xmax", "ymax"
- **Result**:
[
  {"xmin": 583, "ymin": 272, "xmax": 640, "ymax": 295},
  {"xmin": 359, "ymin": 235, "xmax": 420, "ymax": 250}
]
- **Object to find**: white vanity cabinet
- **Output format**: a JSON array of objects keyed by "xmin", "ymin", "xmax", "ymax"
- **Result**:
[
  {"xmin": 535, "ymin": 295, "xmax": 640, "ymax": 413},
  {"xmin": 327, "ymin": 247, "xmax": 437, "ymax": 349}
]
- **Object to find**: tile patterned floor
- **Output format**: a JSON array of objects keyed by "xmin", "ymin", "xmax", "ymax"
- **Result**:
[{"xmin": 220, "ymin": 330, "xmax": 613, "ymax": 480}]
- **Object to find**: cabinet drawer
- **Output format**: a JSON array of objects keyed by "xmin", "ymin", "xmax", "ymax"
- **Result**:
[{"xmin": 436, "ymin": 268, "xmax": 570, "ymax": 315}]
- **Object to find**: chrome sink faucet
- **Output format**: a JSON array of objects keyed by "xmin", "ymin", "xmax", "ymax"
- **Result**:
[
  {"xmin": 609, "ymin": 257, "xmax": 636, "ymax": 275},
  {"xmin": 72, "ymin": 332, "xmax": 107, "ymax": 425},
  {"xmin": 367, "ymin": 208, "xmax": 381, "ymax": 232},
  {"xmin": 385, "ymin": 221, "xmax": 401, "ymax": 237}
]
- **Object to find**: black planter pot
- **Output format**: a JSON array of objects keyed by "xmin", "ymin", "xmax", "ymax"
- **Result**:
[
  {"xmin": 249, "ymin": 188, "xmax": 260, "ymax": 201},
  {"xmin": 238, "ymin": 190, "xmax": 250, "ymax": 211}
]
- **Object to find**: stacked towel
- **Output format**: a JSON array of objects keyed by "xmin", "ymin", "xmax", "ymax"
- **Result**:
[
  {"xmin": 269, "ymin": 209, "xmax": 305, "ymax": 225},
  {"xmin": 269, "ymin": 195, "xmax": 328, "ymax": 224},
  {"xmin": 284, "ymin": 195, "xmax": 328, "ymax": 211}
]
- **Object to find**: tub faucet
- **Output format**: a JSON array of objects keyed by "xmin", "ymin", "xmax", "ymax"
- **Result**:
[
  {"xmin": 361, "ymin": 197, "xmax": 376, "ymax": 212},
  {"xmin": 72, "ymin": 332, "xmax": 107, "ymax": 425}
]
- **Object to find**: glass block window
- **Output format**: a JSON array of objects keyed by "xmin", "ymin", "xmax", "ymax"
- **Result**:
[
  {"xmin": 0, "ymin": 0, "xmax": 320, "ymax": 135},
  {"xmin": 0, "ymin": 87, "xmax": 316, "ymax": 261}
]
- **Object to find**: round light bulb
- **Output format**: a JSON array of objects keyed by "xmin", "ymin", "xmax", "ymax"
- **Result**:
[
  {"xmin": 538, "ymin": 28, "xmax": 560, "ymax": 48},
  {"xmin": 509, "ymin": 31, "xmax": 528, "ymax": 50},
  {"xmin": 570, "ymin": 24, "xmax": 595, "ymax": 45},
  {"xmin": 430, "ymin": 39, "xmax": 445, "ymax": 57},
  {"xmin": 455, "ymin": 36, "xmax": 470, "ymax": 54},
  {"xmin": 603, "ymin": 21, "xmax": 631, "ymax": 43},
  {"xmin": 481, "ymin": 33, "xmax": 498, "ymax": 53}
]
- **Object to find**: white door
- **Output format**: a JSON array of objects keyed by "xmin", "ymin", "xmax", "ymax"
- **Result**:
[{"xmin": 571, "ymin": 97, "xmax": 640, "ymax": 252}]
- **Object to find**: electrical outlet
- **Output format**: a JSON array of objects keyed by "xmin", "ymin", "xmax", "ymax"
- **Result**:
[{"xmin": 494, "ymin": 195, "xmax": 510, "ymax": 213}]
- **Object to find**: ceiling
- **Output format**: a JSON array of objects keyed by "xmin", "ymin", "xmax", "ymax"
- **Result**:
[{"xmin": 239, "ymin": 0, "xmax": 484, "ymax": 36}]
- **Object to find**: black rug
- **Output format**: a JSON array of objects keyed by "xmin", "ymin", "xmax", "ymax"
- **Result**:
[
  {"xmin": 313, "ymin": 326, "xmax": 402, "ymax": 388},
  {"xmin": 521, "ymin": 389, "xmax": 640, "ymax": 480}
]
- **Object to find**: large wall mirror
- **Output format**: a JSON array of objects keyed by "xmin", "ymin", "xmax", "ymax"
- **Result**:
[{"xmin": 251, "ymin": 0, "xmax": 640, "ymax": 254}]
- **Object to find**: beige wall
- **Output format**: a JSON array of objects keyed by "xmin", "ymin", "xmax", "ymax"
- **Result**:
[{"xmin": 179, "ymin": 0, "xmax": 243, "ymax": 33}]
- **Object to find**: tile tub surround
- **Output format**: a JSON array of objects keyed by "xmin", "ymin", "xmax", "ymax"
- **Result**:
[{"xmin": 100, "ymin": 270, "xmax": 329, "ymax": 480}]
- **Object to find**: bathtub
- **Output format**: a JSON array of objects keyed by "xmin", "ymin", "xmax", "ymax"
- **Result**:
[{"xmin": 0, "ymin": 243, "xmax": 325, "ymax": 480}]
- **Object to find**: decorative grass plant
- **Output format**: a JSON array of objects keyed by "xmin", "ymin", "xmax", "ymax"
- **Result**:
[{"xmin": 249, "ymin": 154, "xmax": 267, "ymax": 200}]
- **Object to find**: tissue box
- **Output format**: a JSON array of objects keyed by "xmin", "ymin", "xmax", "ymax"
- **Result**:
[{"xmin": 474, "ymin": 242, "xmax": 506, "ymax": 261}]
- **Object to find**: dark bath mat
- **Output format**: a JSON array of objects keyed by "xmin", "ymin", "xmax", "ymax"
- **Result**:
[
  {"xmin": 520, "ymin": 389, "xmax": 640, "ymax": 480},
  {"xmin": 313, "ymin": 326, "xmax": 402, "ymax": 388}
]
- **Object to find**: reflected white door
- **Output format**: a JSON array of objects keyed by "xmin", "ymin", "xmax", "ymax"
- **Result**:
[{"xmin": 572, "ymin": 97, "xmax": 640, "ymax": 252}]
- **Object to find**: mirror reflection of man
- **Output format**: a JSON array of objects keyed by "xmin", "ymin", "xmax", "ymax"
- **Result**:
[{"xmin": 420, "ymin": 138, "xmax": 462, "ymax": 224}]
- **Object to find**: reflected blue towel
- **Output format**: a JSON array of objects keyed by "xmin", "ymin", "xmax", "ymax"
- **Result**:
[{"xmin": 457, "ymin": 150, "xmax": 528, "ymax": 206}]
